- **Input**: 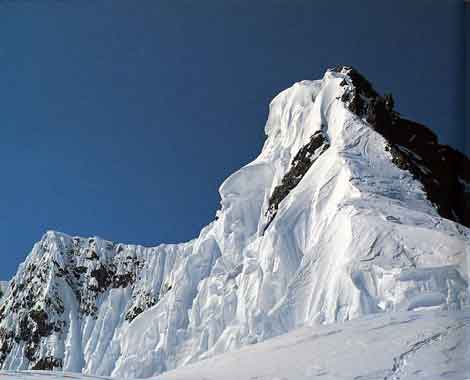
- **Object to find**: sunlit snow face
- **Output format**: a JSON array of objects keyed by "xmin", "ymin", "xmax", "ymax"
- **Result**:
[{"xmin": 218, "ymin": 163, "xmax": 273, "ymax": 245}]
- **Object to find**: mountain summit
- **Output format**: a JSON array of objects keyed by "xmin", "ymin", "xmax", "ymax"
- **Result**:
[{"xmin": 0, "ymin": 67, "xmax": 468, "ymax": 378}]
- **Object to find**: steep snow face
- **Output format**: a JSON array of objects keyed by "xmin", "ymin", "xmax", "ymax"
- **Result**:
[{"xmin": 0, "ymin": 67, "xmax": 468, "ymax": 378}]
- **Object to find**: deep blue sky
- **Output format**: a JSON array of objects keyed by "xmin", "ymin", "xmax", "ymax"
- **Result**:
[{"xmin": 0, "ymin": 1, "xmax": 465, "ymax": 280}]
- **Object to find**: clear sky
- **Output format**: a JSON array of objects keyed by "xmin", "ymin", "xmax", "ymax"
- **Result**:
[{"xmin": 0, "ymin": 0, "xmax": 465, "ymax": 280}]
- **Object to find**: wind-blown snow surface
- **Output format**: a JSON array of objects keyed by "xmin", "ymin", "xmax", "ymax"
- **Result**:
[
  {"xmin": 154, "ymin": 309, "xmax": 470, "ymax": 380},
  {"xmin": 0, "ymin": 68, "xmax": 468, "ymax": 378}
]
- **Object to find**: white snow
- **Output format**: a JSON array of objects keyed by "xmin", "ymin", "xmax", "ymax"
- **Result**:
[{"xmin": 0, "ymin": 68, "xmax": 468, "ymax": 379}]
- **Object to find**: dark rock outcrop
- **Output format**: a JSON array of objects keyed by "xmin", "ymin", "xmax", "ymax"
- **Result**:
[
  {"xmin": 125, "ymin": 292, "xmax": 158, "ymax": 322},
  {"xmin": 32, "ymin": 356, "xmax": 63, "ymax": 370}
]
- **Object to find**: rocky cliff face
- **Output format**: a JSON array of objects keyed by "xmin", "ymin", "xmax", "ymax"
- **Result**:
[
  {"xmin": 0, "ymin": 233, "xmax": 196, "ymax": 374},
  {"xmin": 0, "ymin": 67, "xmax": 468, "ymax": 378}
]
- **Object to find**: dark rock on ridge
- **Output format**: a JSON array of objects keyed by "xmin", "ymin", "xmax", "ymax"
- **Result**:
[
  {"xmin": 264, "ymin": 129, "xmax": 330, "ymax": 232},
  {"xmin": 334, "ymin": 65, "xmax": 470, "ymax": 227}
]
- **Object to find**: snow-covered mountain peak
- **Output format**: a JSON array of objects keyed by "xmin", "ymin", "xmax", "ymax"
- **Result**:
[{"xmin": 0, "ymin": 67, "xmax": 468, "ymax": 378}]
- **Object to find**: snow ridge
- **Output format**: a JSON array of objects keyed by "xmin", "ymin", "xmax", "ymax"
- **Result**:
[{"xmin": 0, "ymin": 67, "xmax": 468, "ymax": 378}]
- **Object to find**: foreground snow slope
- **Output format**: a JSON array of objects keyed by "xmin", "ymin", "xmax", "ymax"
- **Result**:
[
  {"xmin": 0, "ymin": 67, "xmax": 468, "ymax": 378},
  {"xmin": 154, "ymin": 309, "xmax": 470, "ymax": 380},
  {"xmin": 1, "ymin": 310, "xmax": 468, "ymax": 380}
]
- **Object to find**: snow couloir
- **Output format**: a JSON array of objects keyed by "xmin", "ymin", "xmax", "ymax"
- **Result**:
[{"xmin": 0, "ymin": 66, "xmax": 468, "ymax": 378}]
